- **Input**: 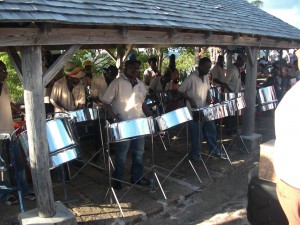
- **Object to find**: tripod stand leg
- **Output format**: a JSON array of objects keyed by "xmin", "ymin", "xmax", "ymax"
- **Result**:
[
  {"xmin": 188, "ymin": 159, "xmax": 202, "ymax": 184},
  {"xmin": 153, "ymin": 172, "xmax": 167, "ymax": 199},
  {"xmin": 199, "ymin": 155, "xmax": 212, "ymax": 181},
  {"xmin": 110, "ymin": 187, "xmax": 124, "ymax": 217}
]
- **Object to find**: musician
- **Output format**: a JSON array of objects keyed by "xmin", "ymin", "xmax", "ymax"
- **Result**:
[
  {"xmin": 50, "ymin": 61, "xmax": 86, "ymax": 115},
  {"xmin": 143, "ymin": 57, "xmax": 160, "ymax": 86},
  {"xmin": 148, "ymin": 70, "xmax": 172, "ymax": 115},
  {"xmin": 164, "ymin": 54, "xmax": 180, "ymax": 90},
  {"xmin": 223, "ymin": 55, "xmax": 244, "ymax": 135},
  {"xmin": 223, "ymin": 55, "xmax": 244, "ymax": 93},
  {"xmin": 90, "ymin": 65, "xmax": 118, "ymax": 108},
  {"xmin": 178, "ymin": 57, "xmax": 221, "ymax": 161},
  {"xmin": 82, "ymin": 60, "xmax": 94, "ymax": 108},
  {"xmin": 0, "ymin": 60, "xmax": 35, "ymax": 205},
  {"xmin": 103, "ymin": 57, "xmax": 153, "ymax": 190},
  {"xmin": 210, "ymin": 55, "xmax": 226, "ymax": 87}
]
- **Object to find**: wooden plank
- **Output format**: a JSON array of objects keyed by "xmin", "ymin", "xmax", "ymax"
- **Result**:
[
  {"xmin": 6, "ymin": 47, "xmax": 23, "ymax": 83},
  {"xmin": 0, "ymin": 28, "xmax": 299, "ymax": 49},
  {"xmin": 122, "ymin": 44, "xmax": 134, "ymax": 61},
  {"xmin": 43, "ymin": 44, "xmax": 81, "ymax": 86},
  {"xmin": 21, "ymin": 46, "xmax": 55, "ymax": 218}
]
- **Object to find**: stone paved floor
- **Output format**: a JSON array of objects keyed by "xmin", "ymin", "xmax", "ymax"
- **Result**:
[{"xmin": 0, "ymin": 111, "xmax": 275, "ymax": 225}]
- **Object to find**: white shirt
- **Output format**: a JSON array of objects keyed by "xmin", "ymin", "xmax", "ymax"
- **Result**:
[
  {"xmin": 274, "ymin": 81, "xmax": 300, "ymax": 188},
  {"xmin": 90, "ymin": 75, "xmax": 108, "ymax": 105},
  {"xmin": 103, "ymin": 74, "xmax": 147, "ymax": 121},
  {"xmin": 178, "ymin": 70, "xmax": 210, "ymax": 111},
  {"xmin": 50, "ymin": 77, "xmax": 85, "ymax": 113},
  {"xmin": 149, "ymin": 77, "xmax": 171, "ymax": 92},
  {"xmin": 0, "ymin": 82, "xmax": 14, "ymax": 134},
  {"xmin": 224, "ymin": 65, "xmax": 241, "ymax": 93}
]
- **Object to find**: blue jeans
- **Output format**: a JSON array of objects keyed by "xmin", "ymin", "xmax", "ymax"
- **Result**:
[
  {"xmin": 188, "ymin": 120, "xmax": 217, "ymax": 159},
  {"xmin": 0, "ymin": 137, "xmax": 30, "ymax": 198},
  {"xmin": 0, "ymin": 181, "xmax": 14, "ymax": 201},
  {"xmin": 112, "ymin": 137, "xmax": 145, "ymax": 183}
]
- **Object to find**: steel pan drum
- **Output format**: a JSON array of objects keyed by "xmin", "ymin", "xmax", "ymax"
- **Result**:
[
  {"xmin": 236, "ymin": 95, "xmax": 246, "ymax": 110},
  {"xmin": 221, "ymin": 101, "xmax": 236, "ymax": 116},
  {"xmin": 192, "ymin": 104, "xmax": 225, "ymax": 122},
  {"xmin": 209, "ymin": 87, "xmax": 222, "ymax": 104},
  {"xmin": 108, "ymin": 117, "xmax": 155, "ymax": 142},
  {"xmin": 68, "ymin": 108, "xmax": 98, "ymax": 123},
  {"xmin": 257, "ymin": 86, "xmax": 278, "ymax": 111},
  {"xmin": 156, "ymin": 107, "xmax": 192, "ymax": 131},
  {"xmin": 0, "ymin": 134, "xmax": 10, "ymax": 171},
  {"xmin": 17, "ymin": 118, "xmax": 80, "ymax": 169}
]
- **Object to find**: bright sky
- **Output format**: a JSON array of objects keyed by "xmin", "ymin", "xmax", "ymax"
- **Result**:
[{"xmin": 262, "ymin": 0, "xmax": 300, "ymax": 30}]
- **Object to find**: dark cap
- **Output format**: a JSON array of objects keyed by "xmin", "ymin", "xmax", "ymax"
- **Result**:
[
  {"xmin": 125, "ymin": 59, "xmax": 141, "ymax": 67},
  {"xmin": 104, "ymin": 65, "xmax": 118, "ymax": 76}
]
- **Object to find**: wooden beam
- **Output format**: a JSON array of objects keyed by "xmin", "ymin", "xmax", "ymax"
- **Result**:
[
  {"xmin": 43, "ymin": 44, "xmax": 81, "ymax": 86},
  {"xmin": 122, "ymin": 44, "xmax": 134, "ymax": 61},
  {"xmin": 21, "ymin": 45, "xmax": 55, "ymax": 218},
  {"xmin": 0, "ymin": 28, "xmax": 299, "ymax": 49},
  {"xmin": 6, "ymin": 47, "xmax": 23, "ymax": 83},
  {"xmin": 104, "ymin": 49, "xmax": 117, "ymax": 61}
]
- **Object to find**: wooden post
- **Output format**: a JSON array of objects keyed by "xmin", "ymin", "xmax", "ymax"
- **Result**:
[
  {"xmin": 21, "ymin": 46, "xmax": 55, "ymax": 218},
  {"xmin": 243, "ymin": 46, "xmax": 258, "ymax": 136}
]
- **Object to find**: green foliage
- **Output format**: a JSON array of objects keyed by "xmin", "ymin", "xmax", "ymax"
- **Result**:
[
  {"xmin": 70, "ymin": 49, "xmax": 116, "ymax": 76},
  {"xmin": 249, "ymin": 0, "xmax": 263, "ymax": 8},
  {"xmin": 0, "ymin": 53, "xmax": 24, "ymax": 103}
]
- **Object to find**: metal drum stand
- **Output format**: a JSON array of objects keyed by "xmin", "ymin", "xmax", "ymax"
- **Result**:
[
  {"xmin": 153, "ymin": 108, "xmax": 211, "ymax": 191},
  {"xmin": 104, "ymin": 120, "xmax": 124, "ymax": 217},
  {"xmin": 226, "ymin": 95, "xmax": 249, "ymax": 153},
  {"xmin": 206, "ymin": 116, "xmax": 232, "ymax": 164},
  {"xmin": 68, "ymin": 107, "xmax": 107, "ymax": 179}
]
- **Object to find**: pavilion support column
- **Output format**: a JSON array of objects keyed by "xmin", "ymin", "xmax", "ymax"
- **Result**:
[
  {"xmin": 243, "ymin": 46, "xmax": 258, "ymax": 136},
  {"xmin": 238, "ymin": 46, "xmax": 262, "ymax": 152},
  {"xmin": 21, "ymin": 46, "xmax": 55, "ymax": 218}
]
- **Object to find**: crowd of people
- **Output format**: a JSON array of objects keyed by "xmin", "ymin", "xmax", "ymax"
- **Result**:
[{"xmin": 1, "ymin": 47, "xmax": 299, "ymax": 225}]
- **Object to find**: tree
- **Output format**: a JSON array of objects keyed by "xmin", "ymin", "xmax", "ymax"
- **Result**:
[
  {"xmin": 249, "ymin": 0, "xmax": 263, "ymax": 8},
  {"xmin": 0, "ymin": 52, "xmax": 24, "ymax": 103}
]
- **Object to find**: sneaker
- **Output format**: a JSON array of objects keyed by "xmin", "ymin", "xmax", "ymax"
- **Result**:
[
  {"xmin": 4, "ymin": 195, "xmax": 18, "ymax": 206},
  {"xmin": 112, "ymin": 181, "xmax": 122, "ymax": 190},
  {"xmin": 131, "ymin": 178, "xmax": 150, "ymax": 187},
  {"xmin": 24, "ymin": 193, "xmax": 35, "ymax": 201}
]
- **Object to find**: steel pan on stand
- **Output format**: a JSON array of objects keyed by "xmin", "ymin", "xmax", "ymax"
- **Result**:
[
  {"xmin": 17, "ymin": 118, "xmax": 80, "ymax": 169},
  {"xmin": 107, "ymin": 117, "xmax": 155, "ymax": 143},
  {"xmin": 257, "ymin": 86, "xmax": 278, "ymax": 111},
  {"xmin": 155, "ymin": 107, "xmax": 192, "ymax": 131}
]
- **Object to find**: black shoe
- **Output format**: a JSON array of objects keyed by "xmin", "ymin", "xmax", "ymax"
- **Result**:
[
  {"xmin": 112, "ymin": 181, "xmax": 122, "ymax": 190},
  {"xmin": 210, "ymin": 151, "xmax": 221, "ymax": 158},
  {"xmin": 210, "ymin": 151, "xmax": 226, "ymax": 158},
  {"xmin": 132, "ymin": 178, "xmax": 150, "ymax": 186}
]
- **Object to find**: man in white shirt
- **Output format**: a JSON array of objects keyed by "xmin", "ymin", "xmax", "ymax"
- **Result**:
[
  {"xmin": 178, "ymin": 57, "xmax": 220, "ymax": 161},
  {"xmin": 103, "ymin": 57, "xmax": 153, "ymax": 190}
]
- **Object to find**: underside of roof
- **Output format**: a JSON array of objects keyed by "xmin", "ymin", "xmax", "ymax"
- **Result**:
[{"xmin": 0, "ymin": 0, "xmax": 300, "ymax": 49}]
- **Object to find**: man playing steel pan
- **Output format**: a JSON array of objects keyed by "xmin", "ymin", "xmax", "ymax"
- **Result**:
[
  {"xmin": 50, "ymin": 61, "xmax": 86, "ymax": 116},
  {"xmin": 178, "ymin": 57, "xmax": 221, "ymax": 161},
  {"xmin": 103, "ymin": 55, "xmax": 153, "ymax": 190}
]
